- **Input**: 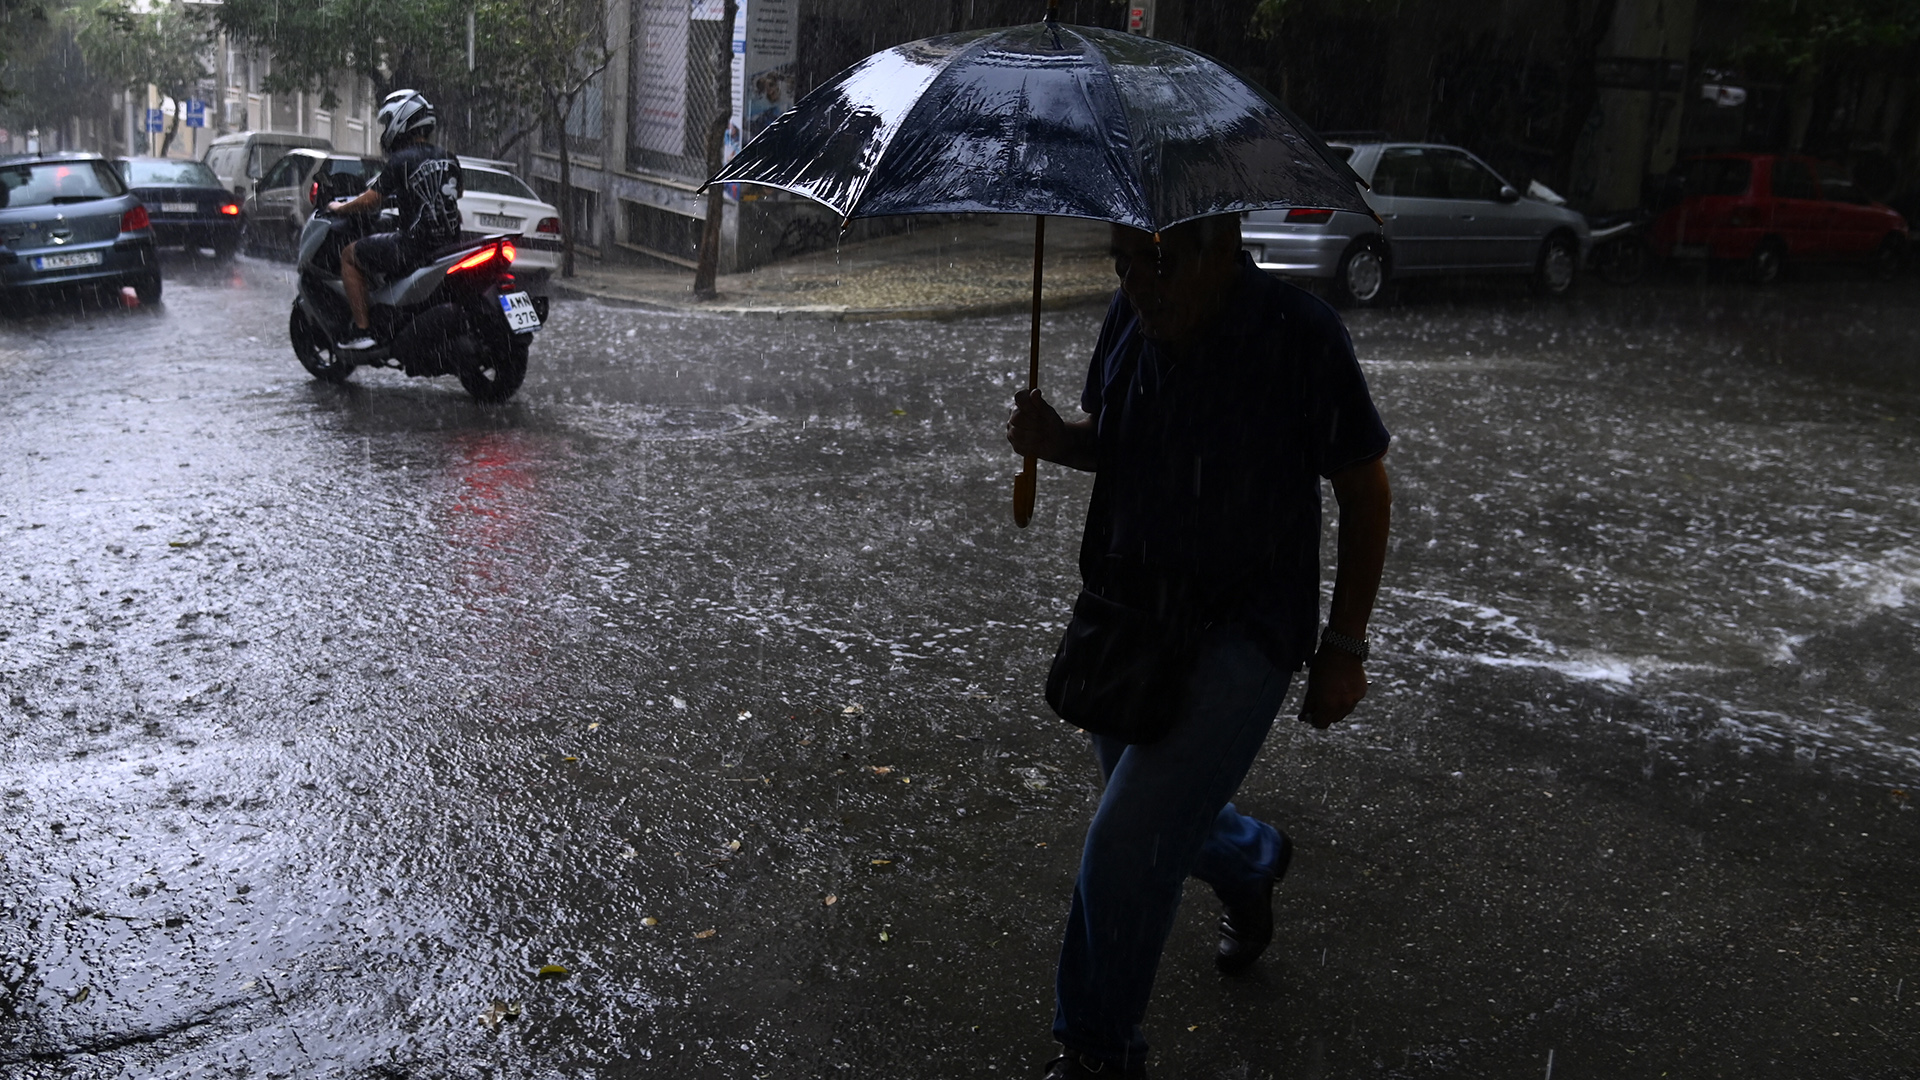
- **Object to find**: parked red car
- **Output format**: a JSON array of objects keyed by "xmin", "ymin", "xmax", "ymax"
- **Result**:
[{"xmin": 1652, "ymin": 153, "xmax": 1909, "ymax": 282}]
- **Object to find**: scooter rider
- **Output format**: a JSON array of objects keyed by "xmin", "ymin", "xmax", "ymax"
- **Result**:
[{"xmin": 327, "ymin": 89, "xmax": 464, "ymax": 351}]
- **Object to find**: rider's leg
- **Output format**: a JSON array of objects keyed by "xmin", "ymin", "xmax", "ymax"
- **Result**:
[{"xmin": 341, "ymin": 241, "xmax": 372, "ymax": 331}]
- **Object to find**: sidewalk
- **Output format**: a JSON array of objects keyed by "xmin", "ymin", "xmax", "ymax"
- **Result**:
[{"xmin": 546, "ymin": 215, "xmax": 1118, "ymax": 320}]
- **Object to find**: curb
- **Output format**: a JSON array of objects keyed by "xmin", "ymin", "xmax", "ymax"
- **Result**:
[{"xmin": 547, "ymin": 280, "xmax": 1115, "ymax": 321}]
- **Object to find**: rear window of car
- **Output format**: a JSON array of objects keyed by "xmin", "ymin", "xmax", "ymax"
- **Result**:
[
  {"xmin": 0, "ymin": 160, "xmax": 126, "ymax": 208},
  {"xmin": 463, "ymin": 168, "xmax": 539, "ymax": 200},
  {"xmin": 123, "ymin": 160, "xmax": 221, "ymax": 187},
  {"xmin": 1682, "ymin": 158, "xmax": 1751, "ymax": 197},
  {"xmin": 322, "ymin": 158, "xmax": 377, "ymax": 178}
]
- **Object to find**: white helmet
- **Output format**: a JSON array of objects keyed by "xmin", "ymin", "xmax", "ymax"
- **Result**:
[{"xmin": 377, "ymin": 89, "xmax": 437, "ymax": 153}]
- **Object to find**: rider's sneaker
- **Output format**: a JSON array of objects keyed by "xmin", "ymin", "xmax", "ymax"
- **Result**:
[{"xmin": 336, "ymin": 332, "xmax": 379, "ymax": 351}]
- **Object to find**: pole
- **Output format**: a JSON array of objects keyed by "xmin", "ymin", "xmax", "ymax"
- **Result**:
[{"xmin": 1012, "ymin": 214, "xmax": 1044, "ymax": 527}]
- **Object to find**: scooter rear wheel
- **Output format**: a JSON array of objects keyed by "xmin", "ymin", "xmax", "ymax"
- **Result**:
[
  {"xmin": 290, "ymin": 307, "xmax": 355, "ymax": 384},
  {"xmin": 458, "ymin": 335, "xmax": 528, "ymax": 403}
]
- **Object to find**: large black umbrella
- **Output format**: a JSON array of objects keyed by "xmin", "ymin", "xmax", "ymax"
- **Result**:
[{"xmin": 707, "ymin": 7, "xmax": 1371, "ymax": 525}]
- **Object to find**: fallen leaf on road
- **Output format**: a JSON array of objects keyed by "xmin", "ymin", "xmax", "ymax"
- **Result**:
[
  {"xmin": 641, "ymin": 916, "xmax": 658, "ymax": 927},
  {"xmin": 824, "ymin": 894, "xmax": 838, "ymax": 906},
  {"xmin": 693, "ymin": 928, "xmax": 717, "ymax": 940},
  {"xmin": 562, "ymin": 756, "xmax": 579, "ymax": 762},
  {"xmin": 737, "ymin": 710, "xmax": 752, "ymax": 720},
  {"xmin": 727, "ymin": 839, "xmax": 741, "ymax": 851},
  {"xmin": 535, "ymin": 964, "xmax": 569, "ymax": 979},
  {"xmin": 871, "ymin": 765, "xmax": 893, "ymax": 775},
  {"xmin": 879, "ymin": 929, "xmax": 890, "ymax": 942},
  {"xmin": 842, "ymin": 703, "xmax": 864, "ymax": 715},
  {"xmin": 70, "ymin": 986, "xmax": 89, "ymax": 1004},
  {"xmin": 619, "ymin": 845, "xmax": 639, "ymax": 860},
  {"xmin": 587, "ymin": 722, "xmax": 600, "ymax": 731},
  {"xmin": 870, "ymin": 859, "xmax": 892, "ymax": 865}
]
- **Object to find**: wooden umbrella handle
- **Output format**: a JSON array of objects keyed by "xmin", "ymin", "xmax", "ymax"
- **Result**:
[{"xmin": 1013, "ymin": 214, "xmax": 1045, "ymax": 527}]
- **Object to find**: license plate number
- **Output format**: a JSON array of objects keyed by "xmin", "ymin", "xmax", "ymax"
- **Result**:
[
  {"xmin": 477, "ymin": 213, "xmax": 522, "ymax": 229},
  {"xmin": 160, "ymin": 202, "xmax": 197, "ymax": 214},
  {"xmin": 32, "ymin": 251, "xmax": 103, "ymax": 271},
  {"xmin": 500, "ymin": 291, "xmax": 541, "ymax": 332}
]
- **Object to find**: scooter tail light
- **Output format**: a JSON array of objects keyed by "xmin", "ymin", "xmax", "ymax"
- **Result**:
[
  {"xmin": 120, "ymin": 205, "xmax": 150, "ymax": 232},
  {"xmin": 451, "ymin": 243, "xmax": 505, "ymax": 273},
  {"xmin": 500, "ymin": 242, "xmax": 516, "ymax": 264}
]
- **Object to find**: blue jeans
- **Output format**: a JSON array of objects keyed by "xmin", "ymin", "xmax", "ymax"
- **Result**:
[{"xmin": 1052, "ymin": 623, "xmax": 1294, "ymax": 1069}]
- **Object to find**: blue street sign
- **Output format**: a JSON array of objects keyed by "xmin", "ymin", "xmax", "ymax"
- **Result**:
[
  {"xmin": 185, "ymin": 100, "xmax": 205, "ymax": 128},
  {"xmin": 145, "ymin": 108, "xmax": 164, "ymax": 133}
]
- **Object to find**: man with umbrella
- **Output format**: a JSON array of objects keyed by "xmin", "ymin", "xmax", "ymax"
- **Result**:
[
  {"xmin": 706, "ymin": 10, "xmax": 1392, "ymax": 1075},
  {"xmin": 1008, "ymin": 211, "xmax": 1391, "ymax": 1077}
]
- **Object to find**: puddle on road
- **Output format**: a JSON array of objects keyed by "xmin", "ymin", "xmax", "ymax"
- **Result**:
[{"xmin": 3, "ymin": 264, "xmax": 1918, "ymax": 1074}]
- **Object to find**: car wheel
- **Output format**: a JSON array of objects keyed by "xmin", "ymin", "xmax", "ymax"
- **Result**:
[
  {"xmin": 1333, "ymin": 241, "xmax": 1389, "ymax": 307},
  {"xmin": 1531, "ymin": 233, "xmax": 1577, "ymax": 296},
  {"xmin": 1747, "ymin": 237, "xmax": 1785, "ymax": 285},
  {"xmin": 1871, "ymin": 235, "xmax": 1906, "ymax": 280},
  {"xmin": 132, "ymin": 274, "xmax": 162, "ymax": 306},
  {"xmin": 290, "ymin": 306, "xmax": 354, "ymax": 384}
]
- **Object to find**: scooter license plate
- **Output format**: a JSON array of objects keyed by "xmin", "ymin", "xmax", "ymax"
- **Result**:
[{"xmin": 500, "ymin": 291, "xmax": 542, "ymax": 332}]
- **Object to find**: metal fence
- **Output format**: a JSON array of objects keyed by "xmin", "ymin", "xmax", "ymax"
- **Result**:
[{"xmin": 627, "ymin": 0, "xmax": 731, "ymax": 182}]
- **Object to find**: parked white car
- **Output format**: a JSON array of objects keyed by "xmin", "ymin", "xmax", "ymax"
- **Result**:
[
  {"xmin": 1241, "ymin": 140, "xmax": 1591, "ymax": 306},
  {"xmin": 456, "ymin": 157, "xmax": 563, "ymax": 284}
]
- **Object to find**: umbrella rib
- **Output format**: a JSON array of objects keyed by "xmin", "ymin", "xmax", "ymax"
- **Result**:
[
  {"xmin": 841, "ymin": 32, "xmax": 1009, "ymax": 221},
  {"xmin": 1075, "ymin": 28, "xmax": 1154, "ymax": 232}
]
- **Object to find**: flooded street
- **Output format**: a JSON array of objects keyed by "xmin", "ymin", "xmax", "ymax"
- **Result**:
[{"xmin": 3, "ymin": 257, "xmax": 1917, "ymax": 1078}]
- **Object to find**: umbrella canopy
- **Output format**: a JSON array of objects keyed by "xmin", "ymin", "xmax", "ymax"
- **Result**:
[{"xmin": 706, "ymin": 17, "xmax": 1372, "ymax": 232}]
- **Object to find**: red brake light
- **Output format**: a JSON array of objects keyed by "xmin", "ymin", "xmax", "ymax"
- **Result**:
[
  {"xmin": 220, "ymin": 202, "xmax": 240, "ymax": 216},
  {"xmin": 534, "ymin": 217, "xmax": 561, "ymax": 234},
  {"xmin": 310, "ymin": 181, "xmax": 320, "ymax": 206},
  {"xmin": 120, "ymin": 205, "xmax": 150, "ymax": 231},
  {"xmin": 1285, "ymin": 207, "xmax": 1335, "ymax": 224},
  {"xmin": 451, "ymin": 242, "xmax": 513, "ymax": 273}
]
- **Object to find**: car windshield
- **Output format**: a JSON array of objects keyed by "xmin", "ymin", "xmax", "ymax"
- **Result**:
[
  {"xmin": 463, "ymin": 168, "xmax": 539, "ymax": 200},
  {"xmin": 123, "ymin": 160, "xmax": 221, "ymax": 187},
  {"xmin": 1682, "ymin": 158, "xmax": 1751, "ymax": 197},
  {"xmin": 0, "ymin": 160, "xmax": 125, "ymax": 208}
]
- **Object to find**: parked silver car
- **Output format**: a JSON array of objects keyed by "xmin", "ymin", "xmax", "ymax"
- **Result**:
[{"xmin": 1242, "ymin": 141, "xmax": 1590, "ymax": 305}]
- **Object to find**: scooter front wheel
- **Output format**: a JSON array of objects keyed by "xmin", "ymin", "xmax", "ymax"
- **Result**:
[
  {"xmin": 290, "ymin": 306, "xmax": 355, "ymax": 384},
  {"xmin": 458, "ymin": 335, "xmax": 528, "ymax": 403}
]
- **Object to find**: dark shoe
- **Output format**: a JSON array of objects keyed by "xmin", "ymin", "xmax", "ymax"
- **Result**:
[
  {"xmin": 1216, "ymin": 830, "xmax": 1292, "ymax": 975},
  {"xmin": 1044, "ymin": 1052, "xmax": 1144, "ymax": 1078}
]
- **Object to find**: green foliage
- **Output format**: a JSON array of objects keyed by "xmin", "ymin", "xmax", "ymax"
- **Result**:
[
  {"xmin": 1741, "ymin": 0, "xmax": 1920, "ymax": 73},
  {"xmin": 72, "ymin": 0, "xmax": 209, "ymax": 98}
]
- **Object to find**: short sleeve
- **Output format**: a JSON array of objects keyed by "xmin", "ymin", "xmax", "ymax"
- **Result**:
[
  {"xmin": 1081, "ymin": 290, "xmax": 1131, "ymax": 417},
  {"xmin": 372, "ymin": 148, "xmax": 406, "ymax": 198},
  {"xmin": 1299, "ymin": 301, "xmax": 1391, "ymax": 478}
]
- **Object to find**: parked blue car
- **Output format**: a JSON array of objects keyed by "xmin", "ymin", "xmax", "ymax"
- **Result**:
[
  {"xmin": 0, "ymin": 153, "xmax": 160, "ymax": 307},
  {"xmin": 117, "ymin": 157, "xmax": 243, "ymax": 260}
]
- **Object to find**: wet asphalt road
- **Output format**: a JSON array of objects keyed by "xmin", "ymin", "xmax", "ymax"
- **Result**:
[{"xmin": 3, "ymin": 255, "xmax": 1919, "ymax": 1079}]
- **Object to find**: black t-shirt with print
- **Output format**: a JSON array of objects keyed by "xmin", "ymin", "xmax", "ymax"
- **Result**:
[{"xmin": 371, "ymin": 142, "xmax": 463, "ymax": 246}]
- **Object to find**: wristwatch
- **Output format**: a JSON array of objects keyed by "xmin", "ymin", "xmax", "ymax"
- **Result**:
[{"xmin": 1319, "ymin": 627, "xmax": 1369, "ymax": 662}]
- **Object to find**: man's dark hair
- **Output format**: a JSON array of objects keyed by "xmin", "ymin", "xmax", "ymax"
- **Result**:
[{"xmin": 1163, "ymin": 213, "xmax": 1242, "ymax": 253}]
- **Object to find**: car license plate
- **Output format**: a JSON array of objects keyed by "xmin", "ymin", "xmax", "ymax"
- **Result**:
[
  {"xmin": 160, "ymin": 202, "xmax": 197, "ymax": 214},
  {"xmin": 500, "ymin": 291, "xmax": 541, "ymax": 332},
  {"xmin": 477, "ymin": 213, "xmax": 522, "ymax": 229},
  {"xmin": 1670, "ymin": 243, "xmax": 1710, "ymax": 259},
  {"xmin": 32, "ymin": 251, "xmax": 103, "ymax": 271}
]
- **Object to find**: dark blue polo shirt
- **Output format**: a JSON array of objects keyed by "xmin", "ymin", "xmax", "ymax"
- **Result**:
[{"xmin": 1078, "ymin": 253, "xmax": 1390, "ymax": 671}]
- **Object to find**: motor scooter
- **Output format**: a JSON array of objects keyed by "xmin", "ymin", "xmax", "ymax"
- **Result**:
[{"xmin": 287, "ymin": 172, "xmax": 547, "ymax": 402}]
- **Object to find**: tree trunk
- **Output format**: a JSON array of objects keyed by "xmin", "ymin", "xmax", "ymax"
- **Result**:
[
  {"xmin": 692, "ymin": 0, "xmax": 738, "ymax": 299},
  {"xmin": 551, "ymin": 95, "xmax": 577, "ymax": 279},
  {"xmin": 1551, "ymin": 0, "xmax": 1620, "ymax": 196},
  {"xmin": 158, "ymin": 98, "xmax": 182, "ymax": 157}
]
